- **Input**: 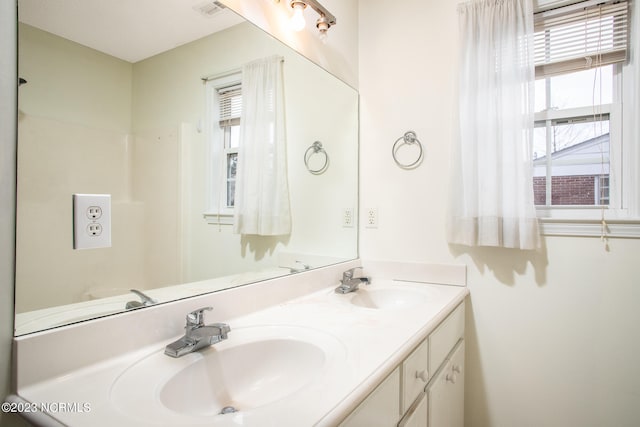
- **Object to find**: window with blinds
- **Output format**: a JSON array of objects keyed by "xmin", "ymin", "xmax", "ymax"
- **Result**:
[
  {"xmin": 532, "ymin": 0, "xmax": 629, "ymax": 212},
  {"xmin": 217, "ymin": 84, "xmax": 241, "ymax": 208},
  {"xmin": 204, "ymin": 73, "xmax": 242, "ymax": 224},
  {"xmin": 218, "ymin": 84, "xmax": 242, "ymax": 127},
  {"xmin": 534, "ymin": 0, "xmax": 629, "ymax": 78}
]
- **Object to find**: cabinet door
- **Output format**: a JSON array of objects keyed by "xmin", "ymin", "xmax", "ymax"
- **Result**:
[
  {"xmin": 340, "ymin": 367, "xmax": 400, "ymax": 427},
  {"xmin": 427, "ymin": 340, "xmax": 464, "ymax": 427},
  {"xmin": 402, "ymin": 339, "xmax": 429, "ymax": 413},
  {"xmin": 398, "ymin": 392, "xmax": 428, "ymax": 427}
]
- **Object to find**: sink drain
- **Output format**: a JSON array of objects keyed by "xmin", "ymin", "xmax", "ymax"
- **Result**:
[{"xmin": 219, "ymin": 406, "xmax": 238, "ymax": 415}]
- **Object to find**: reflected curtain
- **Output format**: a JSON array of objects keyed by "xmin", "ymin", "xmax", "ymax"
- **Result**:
[
  {"xmin": 233, "ymin": 55, "xmax": 291, "ymax": 236},
  {"xmin": 447, "ymin": 0, "xmax": 540, "ymax": 249}
]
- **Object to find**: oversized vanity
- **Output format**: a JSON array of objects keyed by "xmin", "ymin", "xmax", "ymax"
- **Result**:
[{"xmin": 11, "ymin": 260, "xmax": 468, "ymax": 427}]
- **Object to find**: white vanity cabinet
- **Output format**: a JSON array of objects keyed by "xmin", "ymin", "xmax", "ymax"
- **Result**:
[
  {"xmin": 339, "ymin": 367, "xmax": 401, "ymax": 427},
  {"xmin": 340, "ymin": 302, "xmax": 465, "ymax": 427}
]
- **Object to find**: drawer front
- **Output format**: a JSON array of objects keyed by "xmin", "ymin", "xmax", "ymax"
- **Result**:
[
  {"xmin": 429, "ymin": 302, "xmax": 464, "ymax": 376},
  {"xmin": 401, "ymin": 338, "xmax": 429, "ymax": 413}
]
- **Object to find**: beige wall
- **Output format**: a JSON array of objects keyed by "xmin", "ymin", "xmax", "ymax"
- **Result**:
[
  {"xmin": 132, "ymin": 21, "xmax": 358, "ymax": 283},
  {"xmin": 15, "ymin": 24, "xmax": 145, "ymax": 312},
  {"xmin": 359, "ymin": 0, "xmax": 640, "ymax": 426}
]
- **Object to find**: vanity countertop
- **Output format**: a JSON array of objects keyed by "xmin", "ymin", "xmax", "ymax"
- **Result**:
[{"xmin": 14, "ymin": 269, "xmax": 468, "ymax": 427}]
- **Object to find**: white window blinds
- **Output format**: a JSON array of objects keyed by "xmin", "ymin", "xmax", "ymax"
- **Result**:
[
  {"xmin": 218, "ymin": 84, "xmax": 242, "ymax": 127},
  {"xmin": 534, "ymin": 0, "xmax": 629, "ymax": 78}
]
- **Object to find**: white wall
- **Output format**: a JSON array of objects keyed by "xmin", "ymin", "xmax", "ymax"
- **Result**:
[{"xmin": 359, "ymin": 0, "xmax": 640, "ymax": 426}]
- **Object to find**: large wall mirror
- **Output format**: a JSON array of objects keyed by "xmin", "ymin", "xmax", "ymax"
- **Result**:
[{"xmin": 15, "ymin": 0, "xmax": 358, "ymax": 335}]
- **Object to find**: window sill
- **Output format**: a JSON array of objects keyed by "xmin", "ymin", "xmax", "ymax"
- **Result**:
[
  {"xmin": 539, "ymin": 218, "xmax": 640, "ymax": 238},
  {"xmin": 203, "ymin": 212, "xmax": 233, "ymax": 225}
]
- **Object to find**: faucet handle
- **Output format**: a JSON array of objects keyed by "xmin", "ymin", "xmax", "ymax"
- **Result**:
[
  {"xmin": 186, "ymin": 307, "xmax": 212, "ymax": 327},
  {"xmin": 212, "ymin": 323, "xmax": 231, "ymax": 340},
  {"xmin": 343, "ymin": 266, "xmax": 363, "ymax": 279}
]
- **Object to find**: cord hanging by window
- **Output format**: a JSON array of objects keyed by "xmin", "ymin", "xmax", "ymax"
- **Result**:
[
  {"xmin": 304, "ymin": 141, "xmax": 329, "ymax": 175},
  {"xmin": 392, "ymin": 131, "xmax": 423, "ymax": 169}
]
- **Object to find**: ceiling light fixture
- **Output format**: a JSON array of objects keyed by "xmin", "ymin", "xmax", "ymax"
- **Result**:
[{"xmin": 288, "ymin": 0, "xmax": 336, "ymax": 40}]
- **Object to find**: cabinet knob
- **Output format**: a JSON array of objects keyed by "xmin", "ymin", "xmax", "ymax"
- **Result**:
[
  {"xmin": 452, "ymin": 364, "xmax": 462, "ymax": 374},
  {"xmin": 415, "ymin": 369, "xmax": 429, "ymax": 382},
  {"xmin": 446, "ymin": 373, "xmax": 457, "ymax": 384}
]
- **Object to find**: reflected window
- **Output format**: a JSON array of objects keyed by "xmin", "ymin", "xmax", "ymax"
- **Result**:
[
  {"xmin": 204, "ymin": 74, "xmax": 242, "ymax": 224},
  {"xmin": 218, "ymin": 84, "xmax": 241, "ymax": 208}
]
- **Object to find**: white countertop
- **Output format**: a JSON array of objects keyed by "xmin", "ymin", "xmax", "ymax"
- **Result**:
[{"xmin": 14, "ymin": 262, "xmax": 468, "ymax": 426}]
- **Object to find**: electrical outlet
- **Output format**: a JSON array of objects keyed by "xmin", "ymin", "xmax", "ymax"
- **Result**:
[
  {"xmin": 73, "ymin": 194, "xmax": 111, "ymax": 250},
  {"xmin": 366, "ymin": 207, "xmax": 378, "ymax": 228},
  {"xmin": 342, "ymin": 208, "xmax": 354, "ymax": 228},
  {"xmin": 87, "ymin": 206, "xmax": 102, "ymax": 220}
]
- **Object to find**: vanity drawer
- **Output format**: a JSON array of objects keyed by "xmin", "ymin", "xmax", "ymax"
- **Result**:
[
  {"xmin": 429, "ymin": 302, "xmax": 464, "ymax": 376},
  {"xmin": 401, "ymin": 338, "xmax": 429, "ymax": 413}
]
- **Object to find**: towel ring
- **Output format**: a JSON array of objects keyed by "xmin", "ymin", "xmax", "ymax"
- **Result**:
[
  {"xmin": 304, "ymin": 141, "xmax": 329, "ymax": 175},
  {"xmin": 392, "ymin": 131, "xmax": 423, "ymax": 169}
]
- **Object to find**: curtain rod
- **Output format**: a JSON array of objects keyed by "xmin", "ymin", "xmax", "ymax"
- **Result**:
[{"xmin": 201, "ymin": 57, "xmax": 285, "ymax": 83}]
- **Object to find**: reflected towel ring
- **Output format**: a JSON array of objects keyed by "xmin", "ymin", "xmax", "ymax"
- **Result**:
[
  {"xmin": 304, "ymin": 141, "xmax": 329, "ymax": 175},
  {"xmin": 392, "ymin": 131, "xmax": 423, "ymax": 169}
]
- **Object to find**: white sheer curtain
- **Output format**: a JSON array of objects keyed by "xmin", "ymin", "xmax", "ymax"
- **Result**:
[
  {"xmin": 233, "ymin": 56, "xmax": 291, "ymax": 236},
  {"xmin": 447, "ymin": 0, "xmax": 540, "ymax": 250}
]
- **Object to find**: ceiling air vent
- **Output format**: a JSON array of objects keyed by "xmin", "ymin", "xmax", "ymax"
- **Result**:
[{"xmin": 193, "ymin": 1, "xmax": 227, "ymax": 18}]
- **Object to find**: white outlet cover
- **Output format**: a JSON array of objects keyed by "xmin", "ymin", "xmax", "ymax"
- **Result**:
[
  {"xmin": 73, "ymin": 194, "xmax": 111, "ymax": 250},
  {"xmin": 366, "ymin": 207, "xmax": 378, "ymax": 228},
  {"xmin": 342, "ymin": 207, "xmax": 354, "ymax": 228}
]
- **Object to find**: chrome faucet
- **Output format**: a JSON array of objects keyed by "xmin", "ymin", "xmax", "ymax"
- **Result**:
[
  {"xmin": 125, "ymin": 289, "xmax": 157, "ymax": 310},
  {"xmin": 335, "ymin": 267, "xmax": 371, "ymax": 294},
  {"xmin": 164, "ymin": 307, "xmax": 231, "ymax": 358}
]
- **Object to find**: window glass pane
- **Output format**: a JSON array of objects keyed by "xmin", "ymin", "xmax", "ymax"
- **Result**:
[
  {"xmin": 229, "ymin": 125, "xmax": 240, "ymax": 148},
  {"xmin": 226, "ymin": 153, "xmax": 237, "ymax": 207},
  {"xmin": 599, "ymin": 176, "xmax": 610, "ymax": 205},
  {"xmin": 534, "ymin": 65, "xmax": 613, "ymax": 112},
  {"xmin": 534, "ymin": 79, "xmax": 547, "ymax": 113},
  {"xmin": 533, "ymin": 119, "xmax": 609, "ymax": 206},
  {"xmin": 550, "ymin": 123, "xmax": 610, "ymax": 203}
]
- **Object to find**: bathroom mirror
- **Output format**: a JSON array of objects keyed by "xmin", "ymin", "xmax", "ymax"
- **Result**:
[{"xmin": 15, "ymin": 0, "xmax": 358, "ymax": 335}]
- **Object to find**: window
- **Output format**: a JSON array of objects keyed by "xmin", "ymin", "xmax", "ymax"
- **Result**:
[
  {"xmin": 204, "ymin": 73, "xmax": 242, "ymax": 224},
  {"xmin": 531, "ymin": 0, "xmax": 638, "ymax": 236},
  {"xmin": 218, "ymin": 84, "xmax": 241, "ymax": 209},
  {"xmin": 533, "ymin": 66, "xmax": 614, "ymax": 208}
]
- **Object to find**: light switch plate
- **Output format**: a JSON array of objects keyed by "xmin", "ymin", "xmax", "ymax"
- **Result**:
[{"xmin": 73, "ymin": 194, "xmax": 111, "ymax": 250}]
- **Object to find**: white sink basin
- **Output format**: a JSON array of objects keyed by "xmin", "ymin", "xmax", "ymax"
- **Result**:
[
  {"xmin": 339, "ymin": 282, "xmax": 441, "ymax": 310},
  {"xmin": 109, "ymin": 325, "xmax": 346, "ymax": 425},
  {"xmin": 350, "ymin": 288, "xmax": 430, "ymax": 309}
]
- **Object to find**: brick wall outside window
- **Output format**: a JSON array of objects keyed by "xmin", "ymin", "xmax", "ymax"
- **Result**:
[{"xmin": 534, "ymin": 175, "xmax": 599, "ymax": 205}]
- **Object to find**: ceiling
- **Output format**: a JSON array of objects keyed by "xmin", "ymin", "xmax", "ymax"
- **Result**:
[{"xmin": 18, "ymin": 0, "xmax": 245, "ymax": 63}]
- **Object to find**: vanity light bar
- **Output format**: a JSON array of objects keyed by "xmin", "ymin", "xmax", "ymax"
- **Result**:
[
  {"xmin": 286, "ymin": 0, "xmax": 336, "ymax": 38},
  {"xmin": 299, "ymin": 0, "xmax": 336, "ymax": 26}
]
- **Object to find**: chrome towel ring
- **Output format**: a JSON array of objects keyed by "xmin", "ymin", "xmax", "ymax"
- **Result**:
[
  {"xmin": 392, "ymin": 131, "xmax": 423, "ymax": 169},
  {"xmin": 304, "ymin": 141, "xmax": 329, "ymax": 175}
]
